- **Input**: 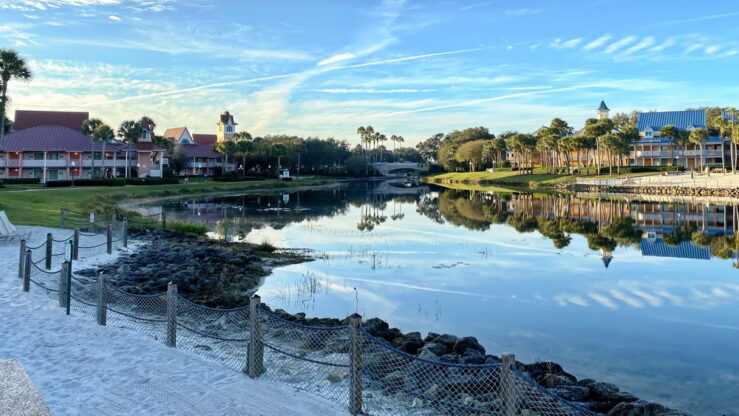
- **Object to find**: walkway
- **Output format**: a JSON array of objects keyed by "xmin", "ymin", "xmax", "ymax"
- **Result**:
[{"xmin": 0, "ymin": 226, "xmax": 345, "ymax": 416}]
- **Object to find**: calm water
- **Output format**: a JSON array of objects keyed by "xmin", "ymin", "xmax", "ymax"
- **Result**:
[{"xmin": 142, "ymin": 181, "xmax": 739, "ymax": 415}]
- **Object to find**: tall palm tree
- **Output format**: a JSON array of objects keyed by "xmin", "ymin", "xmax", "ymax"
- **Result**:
[
  {"xmin": 82, "ymin": 118, "xmax": 103, "ymax": 177},
  {"xmin": 236, "ymin": 139, "xmax": 253, "ymax": 174},
  {"xmin": 689, "ymin": 128, "xmax": 709, "ymax": 172},
  {"xmin": 0, "ymin": 49, "xmax": 32, "ymax": 146},
  {"xmin": 93, "ymin": 124, "xmax": 114, "ymax": 178}
]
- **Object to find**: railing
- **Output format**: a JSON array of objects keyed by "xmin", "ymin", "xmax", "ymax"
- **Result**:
[{"xmin": 15, "ymin": 214, "xmax": 596, "ymax": 416}]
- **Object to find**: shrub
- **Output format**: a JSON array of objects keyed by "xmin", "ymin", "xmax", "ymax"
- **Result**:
[
  {"xmin": 254, "ymin": 240, "xmax": 277, "ymax": 252},
  {"xmin": 46, "ymin": 179, "xmax": 125, "ymax": 187},
  {"xmin": 0, "ymin": 178, "xmax": 41, "ymax": 184},
  {"xmin": 166, "ymin": 222, "xmax": 208, "ymax": 235}
]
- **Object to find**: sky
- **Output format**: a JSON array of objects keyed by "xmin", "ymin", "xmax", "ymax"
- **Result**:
[{"xmin": 2, "ymin": 0, "xmax": 739, "ymax": 146}]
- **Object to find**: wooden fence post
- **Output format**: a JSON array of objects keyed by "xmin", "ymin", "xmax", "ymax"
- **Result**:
[
  {"xmin": 501, "ymin": 353, "xmax": 517, "ymax": 416},
  {"xmin": 106, "ymin": 224, "xmax": 112, "ymax": 254},
  {"xmin": 59, "ymin": 262, "xmax": 69, "ymax": 308},
  {"xmin": 45, "ymin": 233, "xmax": 53, "ymax": 270},
  {"xmin": 123, "ymin": 217, "xmax": 128, "ymax": 248},
  {"xmin": 96, "ymin": 273, "xmax": 107, "ymax": 326},
  {"xmin": 22, "ymin": 250, "xmax": 32, "ymax": 292},
  {"xmin": 18, "ymin": 239, "xmax": 26, "ymax": 279},
  {"xmin": 166, "ymin": 282, "xmax": 177, "ymax": 347},
  {"xmin": 348, "ymin": 313, "xmax": 363, "ymax": 415},
  {"xmin": 247, "ymin": 295, "xmax": 264, "ymax": 378},
  {"xmin": 73, "ymin": 229, "xmax": 80, "ymax": 260},
  {"xmin": 161, "ymin": 211, "xmax": 167, "ymax": 229}
]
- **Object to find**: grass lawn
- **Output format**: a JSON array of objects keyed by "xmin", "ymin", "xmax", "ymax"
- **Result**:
[
  {"xmin": 0, "ymin": 178, "xmax": 336, "ymax": 228},
  {"xmin": 424, "ymin": 170, "xmax": 663, "ymax": 187}
]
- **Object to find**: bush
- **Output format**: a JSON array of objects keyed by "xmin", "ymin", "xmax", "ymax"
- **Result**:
[
  {"xmin": 617, "ymin": 166, "xmax": 683, "ymax": 173},
  {"xmin": 46, "ymin": 179, "xmax": 125, "ymax": 187},
  {"xmin": 0, "ymin": 178, "xmax": 41, "ymax": 184},
  {"xmin": 166, "ymin": 222, "xmax": 208, "ymax": 235},
  {"xmin": 212, "ymin": 176, "xmax": 262, "ymax": 182}
]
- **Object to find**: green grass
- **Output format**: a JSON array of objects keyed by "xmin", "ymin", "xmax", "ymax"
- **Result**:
[
  {"xmin": 0, "ymin": 178, "xmax": 336, "ymax": 228},
  {"xmin": 424, "ymin": 170, "xmax": 664, "ymax": 188}
]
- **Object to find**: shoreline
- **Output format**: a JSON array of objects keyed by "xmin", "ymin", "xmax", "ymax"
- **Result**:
[
  {"xmin": 76, "ymin": 229, "xmax": 692, "ymax": 416},
  {"xmin": 560, "ymin": 183, "xmax": 739, "ymax": 198}
]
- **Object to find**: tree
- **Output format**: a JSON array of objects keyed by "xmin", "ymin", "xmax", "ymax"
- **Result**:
[
  {"xmin": 214, "ymin": 140, "xmax": 237, "ymax": 173},
  {"xmin": 271, "ymin": 143, "xmax": 287, "ymax": 172},
  {"xmin": 689, "ymin": 128, "xmax": 709, "ymax": 171},
  {"xmin": 82, "ymin": 118, "xmax": 104, "ymax": 177},
  {"xmin": 660, "ymin": 125, "xmax": 690, "ymax": 169},
  {"xmin": 416, "ymin": 133, "xmax": 443, "ymax": 163},
  {"xmin": 0, "ymin": 49, "xmax": 32, "ymax": 146},
  {"xmin": 611, "ymin": 111, "xmax": 638, "ymax": 129},
  {"xmin": 236, "ymin": 139, "xmax": 253, "ymax": 174},
  {"xmin": 390, "ymin": 135, "xmax": 404, "ymax": 160},
  {"xmin": 584, "ymin": 118, "xmax": 614, "ymax": 174},
  {"xmin": 454, "ymin": 140, "xmax": 485, "ymax": 172},
  {"xmin": 170, "ymin": 144, "xmax": 190, "ymax": 176},
  {"xmin": 93, "ymin": 124, "xmax": 114, "ymax": 178},
  {"xmin": 118, "ymin": 120, "xmax": 140, "ymax": 144}
]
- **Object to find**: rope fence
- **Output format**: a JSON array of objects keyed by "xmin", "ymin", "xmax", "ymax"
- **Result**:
[{"xmin": 16, "ymin": 217, "xmax": 597, "ymax": 416}]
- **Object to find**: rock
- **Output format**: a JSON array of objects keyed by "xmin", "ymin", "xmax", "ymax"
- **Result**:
[
  {"xmin": 431, "ymin": 334, "xmax": 458, "ymax": 352},
  {"xmin": 384, "ymin": 371, "xmax": 406, "ymax": 387},
  {"xmin": 460, "ymin": 349, "xmax": 485, "ymax": 365},
  {"xmin": 452, "ymin": 336, "xmax": 485, "ymax": 355},
  {"xmin": 612, "ymin": 391, "xmax": 638, "ymax": 404},
  {"xmin": 419, "ymin": 342, "xmax": 447, "ymax": 357},
  {"xmin": 417, "ymin": 348, "xmax": 440, "ymax": 361},
  {"xmin": 440, "ymin": 354, "xmax": 460, "ymax": 364},
  {"xmin": 577, "ymin": 378, "xmax": 595, "ymax": 387},
  {"xmin": 524, "ymin": 361, "xmax": 577, "ymax": 385},
  {"xmin": 326, "ymin": 370, "xmax": 345, "ymax": 383},
  {"xmin": 548, "ymin": 386, "xmax": 590, "ymax": 401},
  {"xmin": 399, "ymin": 332, "xmax": 424, "ymax": 355},
  {"xmin": 540, "ymin": 373, "xmax": 577, "ymax": 388},
  {"xmin": 423, "ymin": 332, "xmax": 440, "ymax": 343},
  {"xmin": 484, "ymin": 355, "xmax": 500, "ymax": 365},
  {"xmin": 606, "ymin": 400, "xmax": 669, "ymax": 416},
  {"xmin": 76, "ymin": 268, "xmax": 98, "ymax": 277},
  {"xmin": 588, "ymin": 381, "xmax": 621, "ymax": 401}
]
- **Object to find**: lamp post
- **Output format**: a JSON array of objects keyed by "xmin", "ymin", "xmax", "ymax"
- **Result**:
[
  {"xmin": 136, "ymin": 162, "xmax": 141, "ymax": 178},
  {"xmin": 70, "ymin": 161, "xmax": 76, "ymax": 187}
]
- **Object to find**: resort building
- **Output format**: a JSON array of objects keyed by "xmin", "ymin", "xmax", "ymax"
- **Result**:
[
  {"xmin": 631, "ymin": 109, "xmax": 731, "ymax": 168},
  {"xmin": 161, "ymin": 111, "xmax": 237, "ymax": 176},
  {"xmin": 0, "ymin": 110, "xmax": 164, "ymax": 181}
]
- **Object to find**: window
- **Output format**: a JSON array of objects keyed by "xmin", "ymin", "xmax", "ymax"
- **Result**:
[
  {"xmin": 49, "ymin": 153, "xmax": 59, "ymax": 160},
  {"xmin": 140, "ymin": 129, "xmax": 148, "ymax": 139},
  {"xmin": 645, "ymin": 130, "xmax": 653, "ymax": 137}
]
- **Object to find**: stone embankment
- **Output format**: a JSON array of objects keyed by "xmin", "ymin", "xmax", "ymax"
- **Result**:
[{"xmin": 561, "ymin": 183, "xmax": 739, "ymax": 198}]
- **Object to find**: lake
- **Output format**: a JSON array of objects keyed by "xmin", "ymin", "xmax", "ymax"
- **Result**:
[{"xmin": 140, "ymin": 180, "xmax": 739, "ymax": 415}]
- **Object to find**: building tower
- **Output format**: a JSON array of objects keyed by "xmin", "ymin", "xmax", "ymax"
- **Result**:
[
  {"xmin": 139, "ymin": 117, "xmax": 152, "ymax": 142},
  {"xmin": 216, "ymin": 111, "xmax": 238, "ymax": 142},
  {"xmin": 600, "ymin": 248, "xmax": 613, "ymax": 269},
  {"xmin": 596, "ymin": 101, "xmax": 610, "ymax": 120}
]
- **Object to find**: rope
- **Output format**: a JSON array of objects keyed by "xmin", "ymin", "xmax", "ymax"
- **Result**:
[
  {"xmin": 176, "ymin": 322, "xmax": 249, "ymax": 342},
  {"xmin": 106, "ymin": 306, "xmax": 168, "ymax": 323},
  {"xmin": 78, "ymin": 242, "xmax": 108, "ymax": 249},
  {"xmin": 26, "ymin": 242, "xmax": 46, "ymax": 250},
  {"xmin": 262, "ymin": 341, "xmax": 350, "ymax": 368},
  {"xmin": 52, "ymin": 235, "xmax": 74, "ymax": 243},
  {"xmin": 29, "ymin": 278, "xmax": 60, "ymax": 293},
  {"xmin": 31, "ymin": 263, "xmax": 61, "ymax": 274},
  {"xmin": 79, "ymin": 231, "xmax": 103, "ymax": 237},
  {"xmin": 175, "ymin": 293, "xmax": 249, "ymax": 312},
  {"xmin": 70, "ymin": 293, "xmax": 97, "ymax": 307}
]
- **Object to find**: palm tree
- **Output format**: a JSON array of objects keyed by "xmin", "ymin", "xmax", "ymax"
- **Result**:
[
  {"xmin": 82, "ymin": 118, "xmax": 104, "ymax": 177},
  {"xmin": 390, "ymin": 135, "xmax": 404, "ymax": 160},
  {"xmin": 689, "ymin": 128, "xmax": 709, "ymax": 172},
  {"xmin": 271, "ymin": 143, "xmax": 287, "ymax": 174},
  {"xmin": 0, "ymin": 49, "xmax": 32, "ymax": 146},
  {"xmin": 236, "ymin": 139, "xmax": 253, "ymax": 174},
  {"xmin": 660, "ymin": 125, "xmax": 682, "ymax": 168},
  {"xmin": 214, "ymin": 140, "xmax": 237, "ymax": 173}
]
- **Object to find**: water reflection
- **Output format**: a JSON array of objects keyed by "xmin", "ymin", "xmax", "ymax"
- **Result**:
[{"xmin": 140, "ymin": 182, "xmax": 739, "ymax": 414}]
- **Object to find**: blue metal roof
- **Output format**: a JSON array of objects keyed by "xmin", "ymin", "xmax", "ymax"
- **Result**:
[
  {"xmin": 640, "ymin": 238, "xmax": 710, "ymax": 260},
  {"xmin": 597, "ymin": 100, "xmax": 609, "ymax": 111},
  {"xmin": 636, "ymin": 110, "xmax": 707, "ymax": 132}
]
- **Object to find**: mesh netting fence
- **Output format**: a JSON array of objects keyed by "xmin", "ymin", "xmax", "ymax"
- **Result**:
[{"xmin": 17, "ymin": 229, "xmax": 598, "ymax": 416}]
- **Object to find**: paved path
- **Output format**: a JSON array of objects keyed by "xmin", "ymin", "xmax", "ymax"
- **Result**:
[{"xmin": 0, "ymin": 226, "xmax": 346, "ymax": 416}]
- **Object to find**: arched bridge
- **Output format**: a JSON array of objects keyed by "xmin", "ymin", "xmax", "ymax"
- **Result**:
[{"xmin": 371, "ymin": 162, "xmax": 427, "ymax": 176}]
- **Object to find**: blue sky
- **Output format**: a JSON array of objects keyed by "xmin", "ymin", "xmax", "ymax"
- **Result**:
[{"xmin": 2, "ymin": 0, "xmax": 739, "ymax": 145}]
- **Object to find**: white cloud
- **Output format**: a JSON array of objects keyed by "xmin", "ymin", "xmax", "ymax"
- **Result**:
[
  {"xmin": 621, "ymin": 37, "xmax": 655, "ymax": 55},
  {"xmin": 604, "ymin": 36, "xmax": 637, "ymax": 54},
  {"xmin": 0, "ymin": 0, "xmax": 120, "ymax": 10},
  {"xmin": 504, "ymin": 8, "xmax": 543, "ymax": 17},
  {"xmin": 312, "ymin": 88, "xmax": 434, "ymax": 94},
  {"xmin": 704, "ymin": 45, "xmax": 721, "ymax": 55},
  {"xmin": 583, "ymin": 35, "xmax": 612, "ymax": 51},
  {"xmin": 649, "ymin": 38, "xmax": 675, "ymax": 52},
  {"xmin": 550, "ymin": 37, "xmax": 583, "ymax": 50},
  {"xmin": 317, "ymin": 53, "xmax": 356, "ymax": 66},
  {"xmin": 108, "ymin": 15, "xmax": 121, "ymax": 20}
]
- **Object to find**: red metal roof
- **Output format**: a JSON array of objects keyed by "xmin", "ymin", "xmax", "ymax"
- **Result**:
[
  {"xmin": 13, "ymin": 110, "xmax": 89, "ymax": 132},
  {"xmin": 192, "ymin": 134, "xmax": 217, "ymax": 146},
  {"xmin": 177, "ymin": 143, "xmax": 220, "ymax": 158},
  {"xmin": 219, "ymin": 111, "xmax": 237, "ymax": 125},
  {"xmin": 0, "ymin": 125, "xmax": 162, "ymax": 152}
]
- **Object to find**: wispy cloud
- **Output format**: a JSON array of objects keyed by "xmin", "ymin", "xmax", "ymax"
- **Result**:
[
  {"xmin": 504, "ymin": 8, "xmax": 543, "ymax": 17},
  {"xmin": 336, "ymin": 47, "xmax": 486, "ymax": 69},
  {"xmin": 604, "ymin": 36, "xmax": 637, "ymax": 53},
  {"xmin": 704, "ymin": 45, "xmax": 721, "ymax": 55},
  {"xmin": 108, "ymin": 15, "xmax": 121, "ymax": 20},
  {"xmin": 0, "ymin": 0, "xmax": 120, "ymax": 10},
  {"xmin": 621, "ymin": 36, "xmax": 655, "ymax": 55},
  {"xmin": 313, "ymin": 88, "xmax": 434, "ymax": 94},
  {"xmin": 582, "ymin": 35, "xmax": 612, "ymax": 51},
  {"xmin": 650, "ymin": 11, "xmax": 739, "ymax": 27},
  {"xmin": 317, "ymin": 53, "xmax": 355, "ymax": 66},
  {"xmin": 550, "ymin": 37, "xmax": 583, "ymax": 50}
]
